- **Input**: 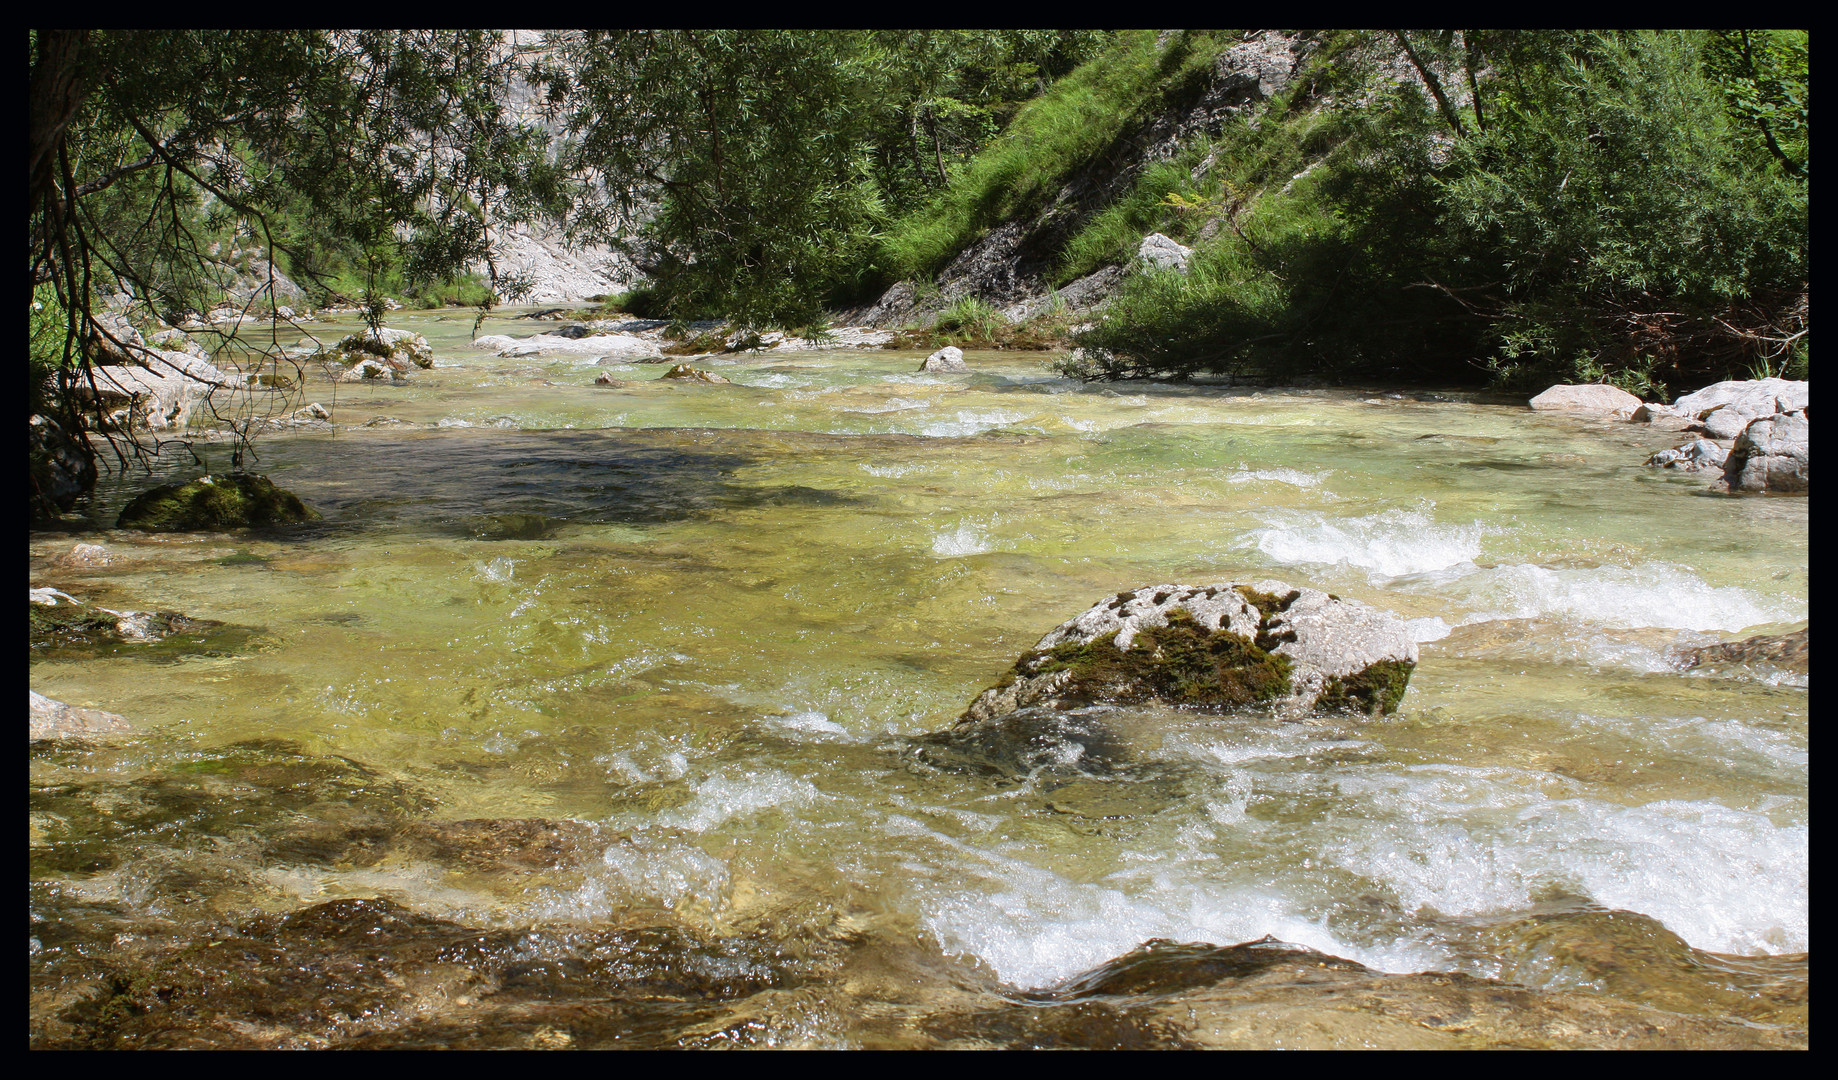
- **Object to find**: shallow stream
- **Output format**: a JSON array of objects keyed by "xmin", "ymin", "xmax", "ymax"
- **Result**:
[{"xmin": 29, "ymin": 310, "xmax": 1808, "ymax": 1048}]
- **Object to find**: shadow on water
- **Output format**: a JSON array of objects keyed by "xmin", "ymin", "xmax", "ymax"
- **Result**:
[{"xmin": 81, "ymin": 429, "xmax": 872, "ymax": 540}]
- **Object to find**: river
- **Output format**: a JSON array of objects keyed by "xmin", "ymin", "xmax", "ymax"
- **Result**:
[{"xmin": 28, "ymin": 309, "xmax": 1809, "ymax": 1048}]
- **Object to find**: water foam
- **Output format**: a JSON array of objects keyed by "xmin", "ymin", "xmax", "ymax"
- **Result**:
[
  {"xmin": 932, "ymin": 522, "xmax": 998, "ymax": 557},
  {"xmin": 1452, "ymin": 563, "xmax": 1805, "ymax": 632},
  {"xmin": 1246, "ymin": 507, "xmax": 1486, "ymax": 582},
  {"xmin": 657, "ymin": 768, "xmax": 824, "ymax": 832},
  {"xmin": 845, "ymin": 397, "xmax": 930, "ymax": 414},
  {"xmin": 889, "ymin": 815, "xmax": 1437, "ymax": 987},
  {"xmin": 736, "ymin": 373, "xmax": 811, "ymax": 389},
  {"xmin": 1324, "ymin": 767, "xmax": 1808, "ymax": 955},
  {"xmin": 917, "ymin": 409, "xmax": 1039, "ymax": 437},
  {"xmin": 1225, "ymin": 466, "xmax": 1327, "ymax": 488},
  {"xmin": 861, "ymin": 462, "xmax": 933, "ymax": 478}
]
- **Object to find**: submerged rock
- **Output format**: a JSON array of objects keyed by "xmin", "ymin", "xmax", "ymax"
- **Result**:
[
  {"xmin": 659, "ymin": 364, "xmax": 731, "ymax": 384},
  {"xmin": 1645, "ymin": 439, "xmax": 1728, "ymax": 473},
  {"xmin": 1681, "ymin": 628, "xmax": 1808, "ymax": 674},
  {"xmin": 1719, "ymin": 411, "xmax": 1808, "ymax": 493},
  {"xmin": 29, "ymin": 690, "xmax": 131, "ymax": 741},
  {"xmin": 1529, "ymin": 384, "xmax": 1643, "ymax": 416},
  {"xmin": 466, "ymin": 513, "xmax": 555, "ymax": 541},
  {"xmin": 336, "ymin": 356, "xmax": 411, "ymax": 383},
  {"xmin": 910, "ymin": 705, "xmax": 1134, "ymax": 778},
  {"xmin": 961, "ymin": 581, "xmax": 1417, "ymax": 723},
  {"xmin": 50, "ymin": 543, "xmax": 116, "ymax": 568},
  {"xmin": 933, "ymin": 934, "xmax": 1803, "ymax": 1050},
  {"xmin": 30, "ymin": 586, "xmax": 225, "ymax": 655},
  {"xmin": 919, "ymin": 346, "xmax": 968, "ymax": 373},
  {"xmin": 116, "ymin": 473, "xmax": 319, "ymax": 532}
]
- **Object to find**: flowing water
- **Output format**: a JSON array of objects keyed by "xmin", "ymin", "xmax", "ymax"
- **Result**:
[{"xmin": 29, "ymin": 310, "xmax": 1808, "ymax": 1048}]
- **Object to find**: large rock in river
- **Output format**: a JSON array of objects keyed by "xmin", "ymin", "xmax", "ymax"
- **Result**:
[
  {"xmin": 1719, "ymin": 411, "xmax": 1808, "ymax": 493},
  {"xmin": 1529, "ymin": 384, "xmax": 1643, "ymax": 416},
  {"xmin": 326, "ymin": 327, "xmax": 435, "ymax": 369},
  {"xmin": 116, "ymin": 473, "xmax": 319, "ymax": 531},
  {"xmin": 1671, "ymin": 378, "xmax": 1808, "ymax": 425},
  {"xmin": 961, "ymin": 581, "xmax": 1418, "ymax": 723},
  {"xmin": 919, "ymin": 346, "xmax": 969, "ymax": 373}
]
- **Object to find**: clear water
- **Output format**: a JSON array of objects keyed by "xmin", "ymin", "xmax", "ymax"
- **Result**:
[{"xmin": 30, "ymin": 309, "xmax": 1808, "ymax": 1046}]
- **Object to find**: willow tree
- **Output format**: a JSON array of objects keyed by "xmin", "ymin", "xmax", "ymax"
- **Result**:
[{"xmin": 28, "ymin": 29, "xmax": 560, "ymax": 520}]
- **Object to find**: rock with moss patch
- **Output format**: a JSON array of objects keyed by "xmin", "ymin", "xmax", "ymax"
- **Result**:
[
  {"xmin": 326, "ymin": 327, "xmax": 434, "ymax": 370},
  {"xmin": 961, "ymin": 581, "xmax": 1417, "ymax": 723},
  {"xmin": 116, "ymin": 473, "xmax": 319, "ymax": 532},
  {"xmin": 29, "ymin": 586, "xmax": 223, "ymax": 654}
]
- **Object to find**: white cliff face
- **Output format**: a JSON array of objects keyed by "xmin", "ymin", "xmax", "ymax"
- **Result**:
[
  {"xmin": 486, "ymin": 222, "xmax": 644, "ymax": 303},
  {"xmin": 480, "ymin": 31, "xmax": 648, "ymax": 303}
]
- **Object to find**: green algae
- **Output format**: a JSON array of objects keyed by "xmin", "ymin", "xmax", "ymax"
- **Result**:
[{"xmin": 116, "ymin": 473, "xmax": 319, "ymax": 532}]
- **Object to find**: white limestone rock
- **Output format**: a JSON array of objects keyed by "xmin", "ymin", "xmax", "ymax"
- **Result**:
[
  {"xmin": 1529, "ymin": 384, "xmax": 1644, "ymax": 416},
  {"xmin": 1138, "ymin": 233, "xmax": 1194, "ymax": 273},
  {"xmin": 919, "ymin": 346, "xmax": 969, "ymax": 373}
]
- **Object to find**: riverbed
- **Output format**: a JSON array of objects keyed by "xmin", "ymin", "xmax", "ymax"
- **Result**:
[{"xmin": 29, "ymin": 310, "xmax": 1809, "ymax": 1048}]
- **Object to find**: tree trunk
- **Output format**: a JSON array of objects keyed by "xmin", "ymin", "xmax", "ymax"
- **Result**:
[
  {"xmin": 29, "ymin": 31, "xmax": 92, "ymax": 226},
  {"xmin": 1392, "ymin": 30, "xmax": 1467, "ymax": 138}
]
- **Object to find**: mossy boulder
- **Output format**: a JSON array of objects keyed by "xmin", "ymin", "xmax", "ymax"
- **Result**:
[
  {"xmin": 327, "ymin": 327, "xmax": 434, "ymax": 370},
  {"xmin": 116, "ymin": 473, "xmax": 319, "ymax": 532},
  {"xmin": 961, "ymin": 580, "xmax": 1418, "ymax": 723}
]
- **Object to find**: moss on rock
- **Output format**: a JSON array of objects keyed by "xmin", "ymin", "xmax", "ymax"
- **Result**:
[
  {"xmin": 1314, "ymin": 659, "xmax": 1414, "ymax": 716},
  {"xmin": 1010, "ymin": 611, "xmax": 1294, "ymax": 711},
  {"xmin": 29, "ymin": 599, "xmax": 119, "ymax": 651},
  {"xmin": 116, "ymin": 473, "xmax": 319, "ymax": 532}
]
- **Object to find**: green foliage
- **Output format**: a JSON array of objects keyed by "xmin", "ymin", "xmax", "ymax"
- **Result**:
[
  {"xmin": 29, "ymin": 284, "xmax": 71, "ymax": 418},
  {"xmin": 877, "ymin": 31, "xmax": 1219, "ymax": 282},
  {"xmin": 1073, "ymin": 30, "xmax": 1810, "ymax": 388},
  {"xmin": 33, "ymin": 31, "xmax": 553, "ymax": 325},
  {"xmin": 539, "ymin": 31, "xmax": 1106, "ymax": 327},
  {"xmin": 931, "ymin": 296, "xmax": 1007, "ymax": 340},
  {"xmin": 1703, "ymin": 30, "xmax": 1808, "ymax": 178},
  {"xmin": 1055, "ymin": 152, "xmax": 1218, "ymax": 283}
]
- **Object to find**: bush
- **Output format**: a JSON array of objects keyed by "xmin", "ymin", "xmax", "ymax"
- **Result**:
[{"xmin": 1073, "ymin": 31, "xmax": 1809, "ymax": 388}]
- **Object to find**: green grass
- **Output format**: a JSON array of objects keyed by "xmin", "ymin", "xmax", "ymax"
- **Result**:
[{"xmin": 876, "ymin": 31, "xmax": 1231, "ymax": 282}]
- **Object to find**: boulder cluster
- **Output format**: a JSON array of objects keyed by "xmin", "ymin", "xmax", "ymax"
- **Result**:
[{"xmin": 1532, "ymin": 378, "xmax": 1808, "ymax": 494}]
